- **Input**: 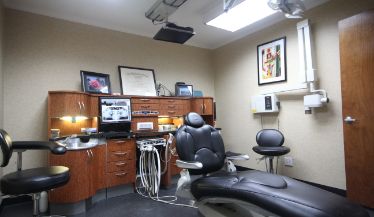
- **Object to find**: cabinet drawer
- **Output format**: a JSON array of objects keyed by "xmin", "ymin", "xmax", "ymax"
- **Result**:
[
  {"xmin": 107, "ymin": 160, "xmax": 135, "ymax": 173},
  {"xmin": 107, "ymin": 139, "xmax": 135, "ymax": 152},
  {"xmin": 132, "ymin": 98, "xmax": 159, "ymax": 104},
  {"xmin": 106, "ymin": 171, "xmax": 135, "ymax": 188},
  {"xmin": 159, "ymin": 99, "xmax": 184, "ymax": 105},
  {"xmin": 107, "ymin": 150, "xmax": 134, "ymax": 162},
  {"xmin": 132, "ymin": 104, "xmax": 160, "ymax": 111},
  {"xmin": 160, "ymin": 104, "xmax": 184, "ymax": 110}
]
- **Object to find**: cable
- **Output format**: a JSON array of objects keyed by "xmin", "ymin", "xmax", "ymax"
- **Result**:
[{"xmin": 135, "ymin": 136, "xmax": 196, "ymax": 209}]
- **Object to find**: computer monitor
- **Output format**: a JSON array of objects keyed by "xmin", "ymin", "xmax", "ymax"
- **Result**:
[
  {"xmin": 175, "ymin": 84, "xmax": 193, "ymax": 96},
  {"xmin": 98, "ymin": 97, "xmax": 131, "ymax": 133}
]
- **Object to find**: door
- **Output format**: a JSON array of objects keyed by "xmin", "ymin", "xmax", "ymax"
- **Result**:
[{"xmin": 339, "ymin": 10, "xmax": 374, "ymax": 208}]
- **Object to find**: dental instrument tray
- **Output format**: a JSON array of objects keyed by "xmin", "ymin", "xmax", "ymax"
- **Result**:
[{"xmin": 136, "ymin": 138, "xmax": 166, "ymax": 147}]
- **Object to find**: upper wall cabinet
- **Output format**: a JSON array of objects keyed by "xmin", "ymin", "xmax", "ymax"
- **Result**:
[
  {"xmin": 48, "ymin": 91, "xmax": 91, "ymax": 118},
  {"xmin": 191, "ymin": 97, "xmax": 213, "ymax": 115}
]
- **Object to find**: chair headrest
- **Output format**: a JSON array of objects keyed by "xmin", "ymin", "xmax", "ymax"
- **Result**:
[
  {"xmin": 0, "ymin": 129, "xmax": 13, "ymax": 167},
  {"xmin": 184, "ymin": 112, "xmax": 205, "ymax": 128}
]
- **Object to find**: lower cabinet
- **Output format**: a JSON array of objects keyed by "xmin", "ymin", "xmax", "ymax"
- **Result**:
[
  {"xmin": 49, "ymin": 146, "xmax": 104, "ymax": 203},
  {"xmin": 106, "ymin": 139, "xmax": 136, "ymax": 188}
]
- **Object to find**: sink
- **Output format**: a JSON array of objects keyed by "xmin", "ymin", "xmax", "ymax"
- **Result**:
[{"xmin": 63, "ymin": 137, "xmax": 98, "ymax": 150}]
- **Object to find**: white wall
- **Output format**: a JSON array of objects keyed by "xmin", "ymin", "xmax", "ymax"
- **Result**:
[
  {"xmin": 2, "ymin": 9, "xmax": 214, "ymax": 174},
  {"xmin": 213, "ymin": 0, "xmax": 374, "ymax": 189}
]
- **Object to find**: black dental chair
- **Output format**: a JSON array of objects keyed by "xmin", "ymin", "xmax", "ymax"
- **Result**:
[
  {"xmin": 175, "ymin": 112, "xmax": 369, "ymax": 217},
  {"xmin": 0, "ymin": 129, "xmax": 70, "ymax": 216},
  {"xmin": 252, "ymin": 129, "xmax": 290, "ymax": 173}
]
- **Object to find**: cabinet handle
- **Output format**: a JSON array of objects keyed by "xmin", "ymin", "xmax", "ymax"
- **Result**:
[
  {"xmin": 140, "ymin": 105, "xmax": 150, "ymax": 109},
  {"xmin": 90, "ymin": 149, "xmax": 93, "ymax": 158},
  {"xmin": 82, "ymin": 101, "xmax": 85, "ymax": 111},
  {"xmin": 114, "ymin": 152, "xmax": 127, "ymax": 156},
  {"xmin": 204, "ymin": 104, "xmax": 206, "ymax": 113},
  {"xmin": 78, "ymin": 101, "xmax": 82, "ymax": 111},
  {"xmin": 140, "ymin": 99, "xmax": 150, "ymax": 102},
  {"xmin": 200, "ymin": 104, "xmax": 204, "ymax": 113},
  {"xmin": 116, "ymin": 162, "xmax": 126, "ymax": 166},
  {"xmin": 115, "ymin": 172, "xmax": 128, "ymax": 176}
]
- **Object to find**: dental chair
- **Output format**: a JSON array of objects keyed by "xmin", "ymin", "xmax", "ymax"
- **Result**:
[
  {"xmin": 175, "ymin": 112, "xmax": 369, "ymax": 217},
  {"xmin": 252, "ymin": 129, "xmax": 290, "ymax": 173},
  {"xmin": 0, "ymin": 129, "xmax": 70, "ymax": 216}
]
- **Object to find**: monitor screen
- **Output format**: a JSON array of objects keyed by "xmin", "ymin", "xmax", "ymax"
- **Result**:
[
  {"xmin": 99, "ymin": 97, "xmax": 131, "ymax": 123},
  {"xmin": 176, "ymin": 85, "xmax": 193, "ymax": 96}
]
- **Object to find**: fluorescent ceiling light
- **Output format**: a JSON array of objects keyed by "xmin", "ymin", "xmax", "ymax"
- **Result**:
[{"xmin": 206, "ymin": 0, "xmax": 277, "ymax": 32}]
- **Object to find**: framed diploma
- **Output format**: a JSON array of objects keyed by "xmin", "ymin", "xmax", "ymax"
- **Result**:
[{"xmin": 118, "ymin": 66, "xmax": 157, "ymax": 96}]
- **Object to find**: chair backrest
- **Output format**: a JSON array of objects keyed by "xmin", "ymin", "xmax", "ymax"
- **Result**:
[
  {"xmin": 0, "ymin": 129, "xmax": 13, "ymax": 167},
  {"xmin": 256, "ymin": 129, "xmax": 284, "ymax": 147},
  {"xmin": 176, "ymin": 112, "xmax": 225, "ymax": 175}
]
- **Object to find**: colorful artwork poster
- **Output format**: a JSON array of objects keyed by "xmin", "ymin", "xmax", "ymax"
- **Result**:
[{"xmin": 257, "ymin": 37, "xmax": 287, "ymax": 85}]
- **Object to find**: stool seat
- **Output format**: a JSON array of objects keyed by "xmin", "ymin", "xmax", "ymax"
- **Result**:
[
  {"xmin": 253, "ymin": 146, "xmax": 290, "ymax": 156},
  {"xmin": 1, "ymin": 166, "xmax": 70, "ymax": 195}
]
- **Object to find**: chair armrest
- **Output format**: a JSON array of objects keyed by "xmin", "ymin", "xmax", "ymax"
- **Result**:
[
  {"xmin": 176, "ymin": 159, "xmax": 203, "ymax": 169},
  {"xmin": 12, "ymin": 141, "xmax": 67, "ymax": 155},
  {"xmin": 226, "ymin": 151, "xmax": 249, "ymax": 161}
]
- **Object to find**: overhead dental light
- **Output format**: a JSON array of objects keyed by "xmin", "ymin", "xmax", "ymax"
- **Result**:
[
  {"xmin": 145, "ymin": 0, "xmax": 195, "ymax": 44},
  {"xmin": 268, "ymin": 0, "xmax": 305, "ymax": 18}
]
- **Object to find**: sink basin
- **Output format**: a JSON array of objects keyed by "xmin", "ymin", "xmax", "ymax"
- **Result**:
[{"xmin": 63, "ymin": 138, "xmax": 98, "ymax": 150}]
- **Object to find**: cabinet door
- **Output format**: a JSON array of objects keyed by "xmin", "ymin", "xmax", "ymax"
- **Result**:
[
  {"xmin": 49, "ymin": 150, "xmax": 90, "ymax": 203},
  {"xmin": 203, "ymin": 98, "xmax": 213, "ymax": 115},
  {"xmin": 89, "ymin": 95, "xmax": 99, "ymax": 117},
  {"xmin": 191, "ymin": 98, "xmax": 204, "ymax": 114},
  {"xmin": 79, "ymin": 94, "xmax": 90, "ymax": 117},
  {"xmin": 49, "ymin": 92, "xmax": 88, "ymax": 117},
  {"xmin": 90, "ymin": 145, "xmax": 106, "ymax": 193}
]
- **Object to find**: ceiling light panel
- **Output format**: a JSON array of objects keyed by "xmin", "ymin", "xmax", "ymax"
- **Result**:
[{"xmin": 206, "ymin": 0, "xmax": 277, "ymax": 32}]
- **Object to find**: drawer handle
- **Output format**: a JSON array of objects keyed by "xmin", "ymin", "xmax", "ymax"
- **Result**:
[
  {"xmin": 115, "ymin": 172, "xmax": 128, "ymax": 176},
  {"xmin": 140, "ymin": 105, "xmax": 150, "ymax": 108},
  {"xmin": 114, "ymin": 141, "xmax": 124, "ymax": 144},
  {"xmin": 114, "ymin": 152, "xmax": 127, "ymax": 156},
  {"xmin": 168, "ymin": 111, "xmax": 176, "ymax": 114},
  {"xmin": 116, "ymin": 162, "xmax": 127, "ymax": 166},
  {"xmin": 168, "ymin": 105, "xmax": 176, "ymax": 108},
  {"xmin": 140, "ymin": 99, "xmax": 150, "ymax": 102},
  {"xmin": 168, "ymin": 100, "xmax": 175, "ymax": 103}
]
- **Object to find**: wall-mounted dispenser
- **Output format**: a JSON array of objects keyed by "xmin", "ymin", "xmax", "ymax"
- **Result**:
[{"xmin": 251, "ymin": 94, "xmax": 280, "ymax": 113}]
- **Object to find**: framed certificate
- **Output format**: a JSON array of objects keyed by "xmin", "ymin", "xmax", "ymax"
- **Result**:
[{"xmin": 118, "ymin": 66, "xmax": 157, "ymax": 96}]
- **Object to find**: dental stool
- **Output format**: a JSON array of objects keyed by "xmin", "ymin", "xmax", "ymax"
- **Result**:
[
  {"xmin": 175, "ymin": 112, "xmax": 369, "ymax": 217},
  {"xmin": 252, "ymin": 129, "xmax": 290, "ymax": 173},
  {"xmin": 0, "ymin": 129, "xmax": 70, "ymax": 216}
]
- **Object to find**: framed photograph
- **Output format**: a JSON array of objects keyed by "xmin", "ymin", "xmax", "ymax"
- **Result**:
[
  {"xmin": 118, "ymin": 66, "xmax": 157, "ymax": 96},
  {"xmin": 257, "ymin": 37, "xmax": 287, "ymax": 85},
  {"xmin": 80, "ymin": 71, "xmax": 111, "ymax": 94}
]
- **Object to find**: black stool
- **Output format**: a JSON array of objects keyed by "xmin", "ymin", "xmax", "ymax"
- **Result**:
[
  {"xmin": 252, "ymin": 129, "xmax": 290, "ymax": 173},
  {"xmin": 0, "ymin": 129, "xmax": 70, "ymax": 216}
]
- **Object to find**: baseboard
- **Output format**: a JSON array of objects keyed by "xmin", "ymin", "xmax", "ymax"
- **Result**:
[{"xmin": 234, "ymin": 166, "xmax": 347, "ymax": 197}]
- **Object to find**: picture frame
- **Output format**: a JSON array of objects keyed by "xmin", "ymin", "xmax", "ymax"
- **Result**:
[
  {"xmin": 80, "ymin": 71, "xmax": 111, "ymax": 94},
  {"xmin": 257, "ymin": 37, "xmax": 287, "ymax": 85},
  {"xmin": 118, "ymin": 66, "xmax": 157, "ymax": 96}
]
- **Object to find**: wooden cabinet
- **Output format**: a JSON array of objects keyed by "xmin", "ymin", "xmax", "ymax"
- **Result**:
[
  {"xmin": 191, "ymin": 97, "xmax": 213, "ymax": 115},
  {"xmin": 159, "ymin": 99, "xmax": 188, "ymax": 116},
  {"xmin": 49, "ymin": 92, "xmax": 90, "ymax": 118},
  {"xmin": 49, "ymin": 144, "xmax": 105, "ymax": 203},
  {"xmin": 106, "ymin": 139, "xmax": 136, "ymax": 188}
]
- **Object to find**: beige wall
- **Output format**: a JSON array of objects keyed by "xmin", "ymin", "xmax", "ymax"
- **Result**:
[
  {"xmin": 2, "ymin": 9, "xmax": 214, "ymax": 174},
  {"xmin": 213, "ymin": 0, "xmax": 374, "ymax": 189}
]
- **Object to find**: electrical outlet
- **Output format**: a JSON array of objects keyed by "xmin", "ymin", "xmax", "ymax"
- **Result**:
[{"xmin": 284, "ymin": 156, "xmax": 294, "ymax": 167}]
